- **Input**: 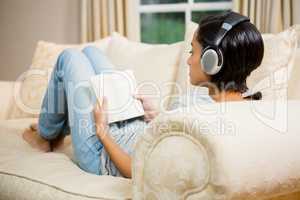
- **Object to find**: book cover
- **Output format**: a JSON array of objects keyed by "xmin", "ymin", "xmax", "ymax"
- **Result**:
[{"xmin": 90, "ymin": 70, "xmax": 144, "ymax": 123}]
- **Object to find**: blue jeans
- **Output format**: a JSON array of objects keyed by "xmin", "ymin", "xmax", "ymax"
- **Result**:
[{"xmin": 38, "ymin": 46, "xmax": 115, "ymax": 175}]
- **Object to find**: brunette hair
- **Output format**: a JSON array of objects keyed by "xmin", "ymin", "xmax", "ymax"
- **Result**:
[{"xmin": 197, "ymin": 11, "xmax": 264, "ymax": 100}]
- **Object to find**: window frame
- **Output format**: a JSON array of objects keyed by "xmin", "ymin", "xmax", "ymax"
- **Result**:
[{"xmin": 135, "ymin": 0, "xmax": 233, "ymax": 43}]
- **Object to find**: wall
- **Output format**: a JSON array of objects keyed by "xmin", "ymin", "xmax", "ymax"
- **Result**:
[
  {"xmin": 0, "ymin": 0, "xmax": 80, "ymax": 81},
  {"xmin": 293, "ymin": 0, "xmax": 300, "ymax": 24}
]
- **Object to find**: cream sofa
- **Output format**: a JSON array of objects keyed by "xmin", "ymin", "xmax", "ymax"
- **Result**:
[{"xmin": 1, "ymin": 23, "xmax": 300, "ymax": 199}]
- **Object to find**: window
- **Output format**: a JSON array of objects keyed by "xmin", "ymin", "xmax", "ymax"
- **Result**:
[{"xmin": 138, "ymin": 0, "xmax": 232, "ymax": 44}]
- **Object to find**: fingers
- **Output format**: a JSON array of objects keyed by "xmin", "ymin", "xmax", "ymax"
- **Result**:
[
  {"xmin": 143, "ymin": 110, "xmax": 158, "ymax": 122},
  {"xmin": 133, "ymin": 94, "xmax": 145, "ymax": 101},
  {"xmin": 93, "ymin": 97, "xmax": 108, "ymax": 121},
  {"xmin": 93, "ymin": 97, "xmax": 109, "ymax": 139},
  {"xmin": 144, "ymin": 115, "xmax": 151, "ymax": 122},
  {"xmin": 93, "ymin": 100, "xmax": 101, "ymax": 123},
  {"xmin": 93, "ymin": 100, "xmax": 100, "ymax": 114},
  {"xmin": 102, "ymin": 96, "xmax": 108, "ymax": 111},
  {"xmin": 144, "ymin": 114, "xmax": 154, "ymax": 122},
  {"xmin": 94, "ymin": 97, "xmax": 106, "ymax": 111}
]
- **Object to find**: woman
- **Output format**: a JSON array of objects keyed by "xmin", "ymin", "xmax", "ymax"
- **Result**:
[{"xmin": 23, "ymin": 11, "xmax": 264, "ymax": 178}]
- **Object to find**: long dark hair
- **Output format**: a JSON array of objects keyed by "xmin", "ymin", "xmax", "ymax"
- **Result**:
[{"xmin": 197, "ymin": 12, "xmax": 264, "ymax": 100}]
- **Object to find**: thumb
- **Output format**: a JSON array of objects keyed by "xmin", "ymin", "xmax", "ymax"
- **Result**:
[
  {"xmin": 93, "ymin": 100, "xmax": 100, "ymax": 114},
  {"xmin": 102, "ymin": 96, "xmax": 108, "ymax": 112}
]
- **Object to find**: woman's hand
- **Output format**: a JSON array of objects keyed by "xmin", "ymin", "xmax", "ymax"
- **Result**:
[
  {"xmin": 134, "ymin": 94, "xmax": 159, "ymax": 122},
  {"xmin": 93, "ymin": 97, "xmax": 132, "ymax": 178},
  {"xmin": 93, "ymin": 97, "xmax": 109, "ymax": 140}
]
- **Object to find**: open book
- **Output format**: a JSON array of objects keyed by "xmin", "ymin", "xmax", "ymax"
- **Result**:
[{"xmin": 90, "ymin": 70, "xmax": 144, "ymax": 124}]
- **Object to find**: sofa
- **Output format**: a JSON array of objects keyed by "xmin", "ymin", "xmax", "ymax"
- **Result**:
[{"xmin": 0, "ymin": 22, "xmax": 300, "ymax": 200}]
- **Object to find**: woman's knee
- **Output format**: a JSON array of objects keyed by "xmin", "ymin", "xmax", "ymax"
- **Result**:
[
  {"xmin": 56, "ymin": 48, "xmax": 86, "ymax": 73},
  {"xmin": 58, "ymin": 48, "xmax": 81, "ymax": 65},
  {"xmin": 82, "ymin": 46, "xmax": 114, "ymax": 72},
  {"xmin": 82, "ymin": 46, "xmax": 105, "ymax": 57}
]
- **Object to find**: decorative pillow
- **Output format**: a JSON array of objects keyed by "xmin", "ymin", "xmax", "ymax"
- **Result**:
[
  {"xmin": 106, "ymin": 33, "xmax": 184, "ymax": 111},
  {"xmin": 30, "ymin": 37, "xmax": 111, "ymax": 70},
  {"xmin": 8, "ymin": 37, "xmax": 111, "ymax": 119},
  {"xmin": 174, "ymin": 21, "xmax": 298, "ymax": 101},
  {"xmin": 247, "ymin": 28, "xmax": 298, "ymax": 99}
]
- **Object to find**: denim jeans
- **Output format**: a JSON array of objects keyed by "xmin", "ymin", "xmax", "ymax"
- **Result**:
[{"xmin": 38, "ymin": 46, "xmax": 147, "ymax": 176}]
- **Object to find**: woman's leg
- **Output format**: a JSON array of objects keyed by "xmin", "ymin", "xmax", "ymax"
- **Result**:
[
  {"xmin": 37, "ymin": 48, "xmax": 109, "ymax": 174},
  {"xmin": 37, "ymin": 51, "xmax": 70, "ymax": 141},
  {"xmin": 48, "ymin": 46, "xmax": 115, "ymax": 153},
  {"xmin": 82, "ymin": 46, "xmax": 115, "ymax": 72},
  {"xmin": 23, "ymin": 50, "xmax": 72, "ymax": 152}
]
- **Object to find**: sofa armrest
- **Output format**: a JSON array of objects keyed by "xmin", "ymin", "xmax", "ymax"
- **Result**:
[
  {"xmin": 132, "ymin": 117, "xmax": 212, "ymax": 200},
  {"xmin": 132, "ymin": 100, "xmax": 300, "ymax": 200},
  {"xmin": 0, "ymin": 81, "xmax": 17, "ymax": 120}
]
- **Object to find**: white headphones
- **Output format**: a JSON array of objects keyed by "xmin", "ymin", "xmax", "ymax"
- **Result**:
[{"xmin": 200, "ymin": 12, "xmax": 250, "ymax": 75}]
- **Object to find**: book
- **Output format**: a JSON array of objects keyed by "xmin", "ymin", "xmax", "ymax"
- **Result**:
[{"xmin": 90, "ymin": 70, "xmax": 145, "ymax": 124}]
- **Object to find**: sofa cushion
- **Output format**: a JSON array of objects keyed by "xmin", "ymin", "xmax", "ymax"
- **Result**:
[
  {"xmin": 8, "ymin": 37, "xmax": 111, "ymax": 119},
  {"xmin": 106, "ymin": 32, "xmax": 183, "ymax": 111},
  {"xmin": 174, "ymin": 22, "xmax": 298, "ymax": 102},
  {"xmin": 0, "ymin": 81, "xmax": 19, "ymax": 120},
  {"xmin": 0, "ymin": 118, "xmax": 132, "ymax": 200}
]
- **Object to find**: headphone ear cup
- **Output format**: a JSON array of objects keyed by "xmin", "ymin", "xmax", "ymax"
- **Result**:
[{"xmin": 201, "ymin": 48, "xmax": 223, "ymax": 75}]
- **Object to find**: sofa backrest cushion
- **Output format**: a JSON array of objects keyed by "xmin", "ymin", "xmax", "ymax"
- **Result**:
[{"xmin": 106, "ymin": 32, "xmax": 183, "ymax": 110}]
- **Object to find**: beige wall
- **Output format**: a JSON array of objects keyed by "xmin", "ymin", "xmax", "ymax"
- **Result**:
[
  {"xmin": 294, "ymin": 0, "xmax": 300, "ymax": 24},
  {"xmin": 0, "ymin": 0, "xmax": 80, "ymax": 81}
]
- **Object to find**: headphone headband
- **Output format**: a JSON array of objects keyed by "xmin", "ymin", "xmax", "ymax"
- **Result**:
[{"xmin": 211, "ymin": 12, "xmax": 250, "ymax": 47}]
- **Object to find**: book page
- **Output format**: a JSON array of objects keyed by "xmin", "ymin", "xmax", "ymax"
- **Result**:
[{"xmin": 90, "ymin": 70, "xmax": 144, "ymax": 123}]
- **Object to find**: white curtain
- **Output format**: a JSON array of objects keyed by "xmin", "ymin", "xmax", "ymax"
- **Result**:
[
  {"xmin": 233, "ymin": 0, "xmax": 294, "ymax": 33},
  {"xmin": 81, "ymin": 0, "xmax": 139, "ymax": 42}
]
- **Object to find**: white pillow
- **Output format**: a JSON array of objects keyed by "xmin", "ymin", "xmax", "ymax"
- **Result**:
[
  {"xmin": 30, "ymin": 37, "xmax": 111, "ymax": 70},
  {"xmin": 248, "ymin": 28, "xmax": 297, "ymax": 100},
  {"xmin": 9, "ymin": 37, "xmax": 112, "ymax": 119},
  {"xmin": 175, "ymin": 21, "xmax": 298, "ymax": 101},
  {"xmin": 106, "ymin": 32, "xmax": 183, "ymax": 110}
]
